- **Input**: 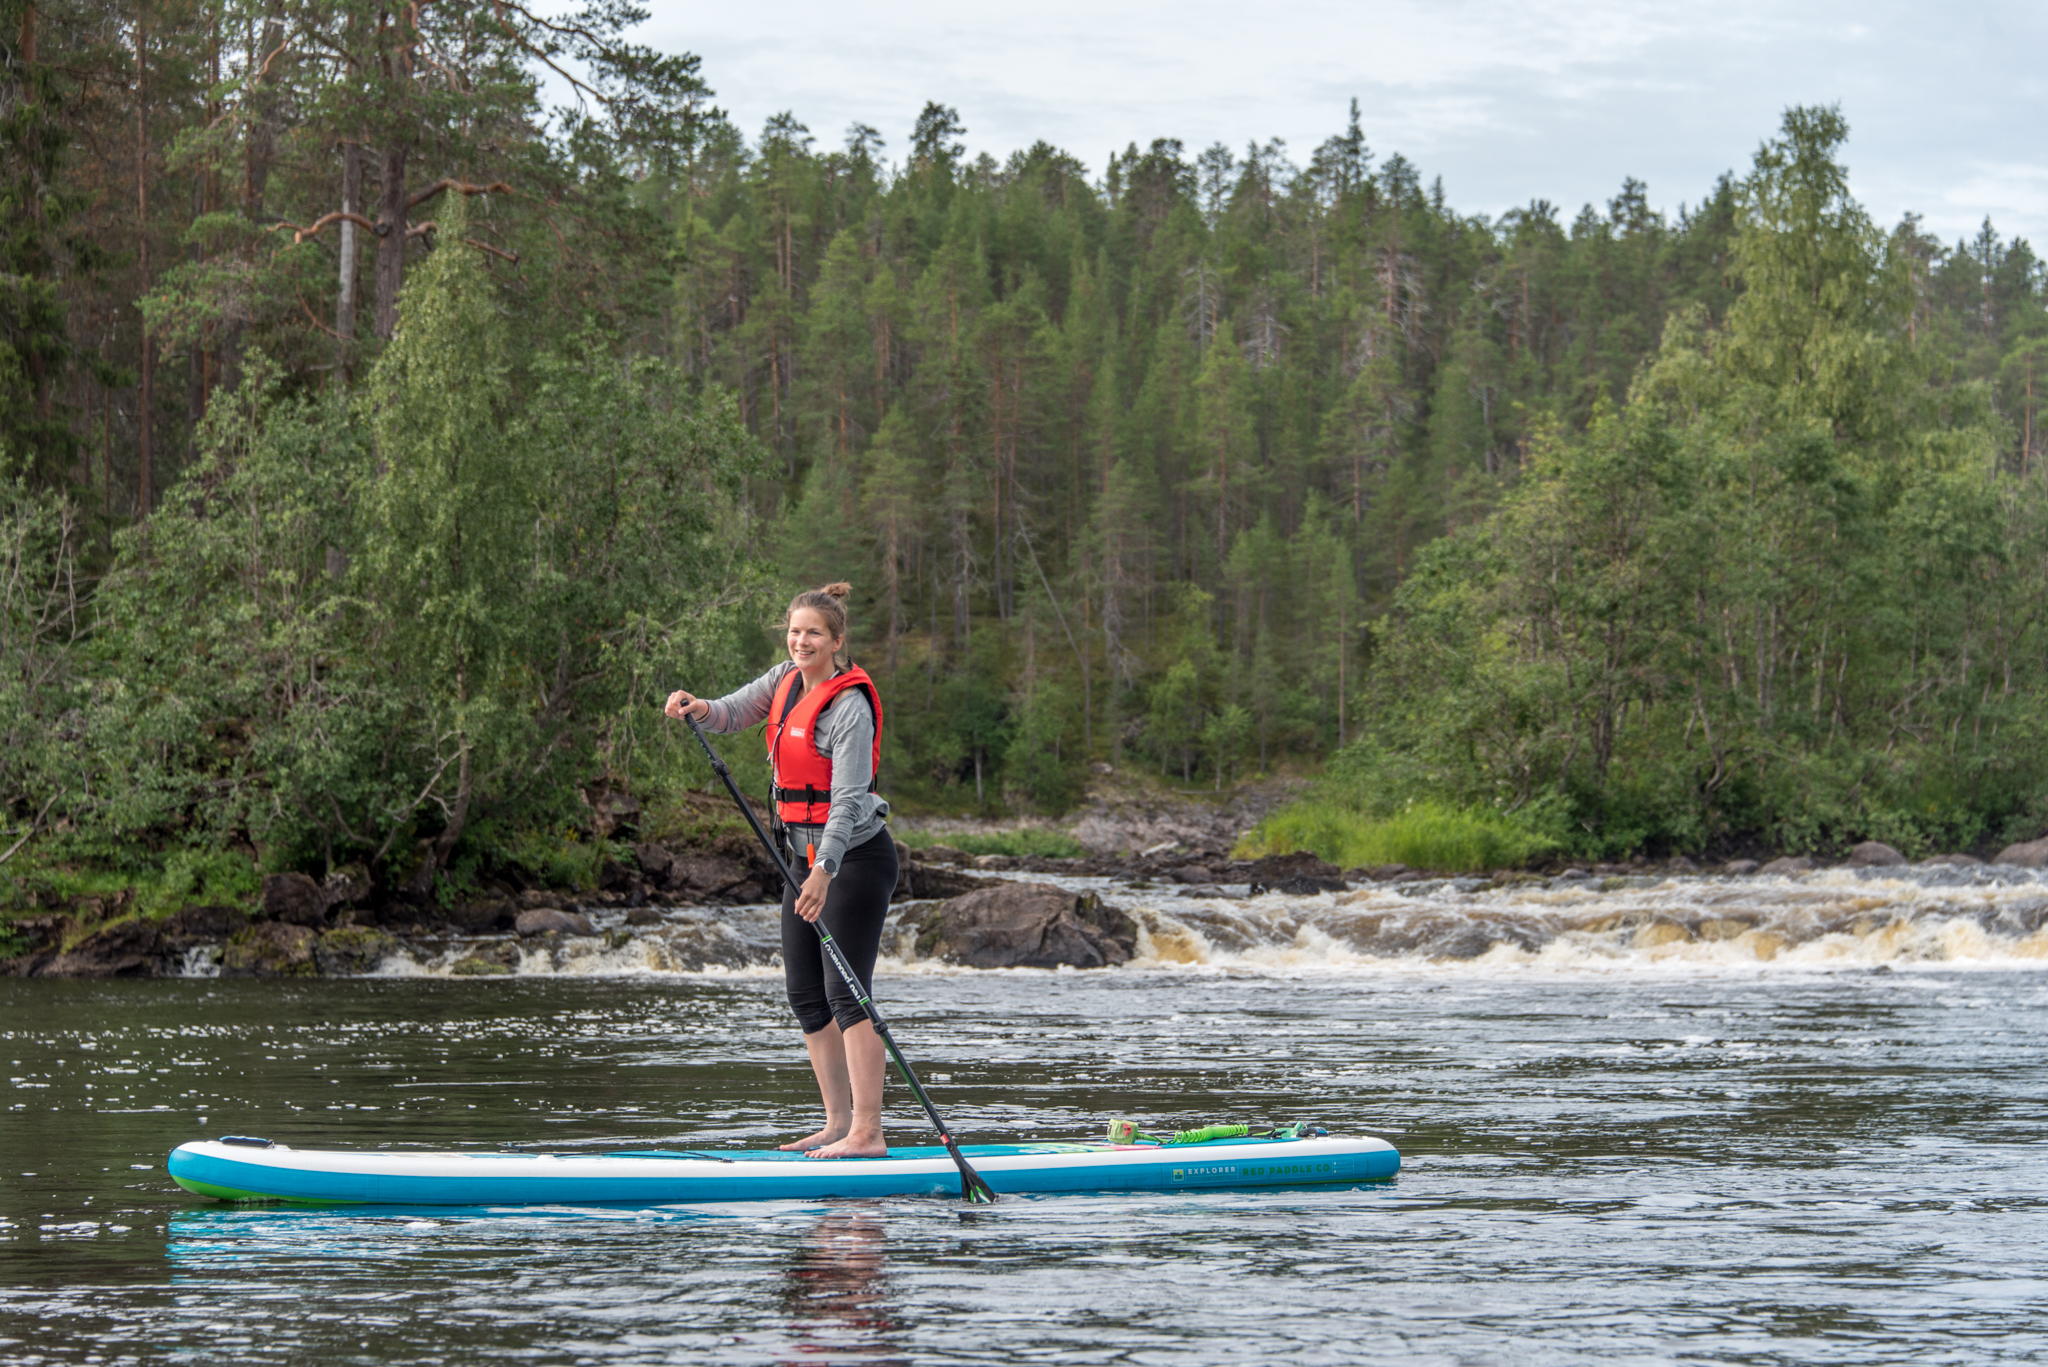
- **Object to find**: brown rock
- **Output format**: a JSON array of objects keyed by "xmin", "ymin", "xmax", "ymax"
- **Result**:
[
  {"xmin": 1246, "ymin": 851, "xmax": 1343, "ymax": 883},
  {"xmin": 1921, "ymin": 853, "xmax": 1984, "ymax": 867},
  {"xmin": 667, "ymin": 853, "xmax": 756, "ymax": 899},
  {"xmin": 913, "ymin": 882, "xmax": 1137, "ymax": 969},
  {"xmin": 1845, "ymin": 841, "xmax": 1906, "ymax": 868},
  {"xmin": 624, "ymin": 907, "xmax": 665, "ymax": 927},
  {"xmin": 222, "ymin": 923, "xmax": 317, "ymax": 977},
  {"xmin": 896, "ymin": 861, "xmax": 997, "ymax": 902},
  {"xmin": 442, "ymin": 900, "xmax": 515, "ymax": 934},
  {"xmin": 263, "ymin": 872, "xmax": 328, "ymax": 927},
  {"xmin": 515, "ymin": 907, "xmax": 596, "ymax": 936},
  {"xmin": 1166, "ymin": 864, "xmax": 1214, "ymax": 884},
  {"xmin": 919, "ymin": 845, "xmax": 970, "ymax": 865},
  {"xmin": 1721, "ymin": 859, "xmax": 1760, "ymax": 876},
  {"xmin": 1993, "ymin": 837, "xmax": 2048, "ymax": 867},
  {"xmin": 160, "ymin": 905, "xmax": 248, "ymax": 943},
  {"xmin": 313, "ymin": 927, "xmax": 396, "ymax": 976},
  {"xmin": 633, "ymin": 842, "xmax": 675, "ymax": 878},
  {"xmin": 1633, "ymin": 921, "xmax": 1692, "ymax": 949},
  {"xmin": 39, "ymin": 919, "xmax": 163, "ymax": 977},
  {"xmin": 1757, "ymin": 856, "xmax": 1816, "ymax": 876},
  {"xmin": 517, "ymin": 889, "xmax": 566, "ymax": 911}
]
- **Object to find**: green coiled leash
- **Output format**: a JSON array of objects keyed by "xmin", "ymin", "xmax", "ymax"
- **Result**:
[{"xmin": 1103, "ymin": 1118, "xmax": 1326, "ymax": 1145}]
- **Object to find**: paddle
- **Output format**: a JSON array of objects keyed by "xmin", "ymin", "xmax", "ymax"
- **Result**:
[{"xmin": 681, "ymin": 713, "xmax": 999, "ymax": 1204}]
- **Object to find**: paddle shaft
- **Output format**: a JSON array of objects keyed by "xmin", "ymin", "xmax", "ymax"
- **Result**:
[{"xmin": 682, "ymin": 714, "xmax": 996, "ymax": 1202}]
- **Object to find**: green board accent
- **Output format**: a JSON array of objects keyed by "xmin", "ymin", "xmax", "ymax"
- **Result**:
[{"xmin": 171, "ymin": 1173, "xmax": 360, "ymax": 1205}]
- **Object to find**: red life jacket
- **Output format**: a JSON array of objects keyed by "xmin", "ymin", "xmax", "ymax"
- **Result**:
[{"xmin": 765, "ymin": 664, "xmax": 883, "ymax": 824}]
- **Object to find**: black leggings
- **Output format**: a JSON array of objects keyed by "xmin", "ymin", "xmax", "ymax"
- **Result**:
[{"xmin": 782, "ymin": 828, "xmax": 899, "ymax": 1034}]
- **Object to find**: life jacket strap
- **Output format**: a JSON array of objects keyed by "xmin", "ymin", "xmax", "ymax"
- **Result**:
[{"xmin": 770, "ymin": 776, "xmax": 880, "ymax": 810}]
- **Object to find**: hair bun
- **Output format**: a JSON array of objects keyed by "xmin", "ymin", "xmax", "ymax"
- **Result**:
[{"xmin": 819, "ymin": 582, "xmax": 853, "ymax": 600}]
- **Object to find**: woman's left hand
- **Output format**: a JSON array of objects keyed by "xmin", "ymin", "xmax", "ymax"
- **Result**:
[{"xmin": 795, "ymin": 864, "xmax": 833, "ymax": 922}]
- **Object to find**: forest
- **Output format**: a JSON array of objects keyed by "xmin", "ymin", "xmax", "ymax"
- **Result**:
[{"xmin": 6, "ymin": 0, "xmax": 2048, "ymax": 913}]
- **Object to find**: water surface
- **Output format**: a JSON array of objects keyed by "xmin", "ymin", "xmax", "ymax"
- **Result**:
[{"xmin": 5, "ymin": 913, "xmax": 2047, "ymax": 1362}]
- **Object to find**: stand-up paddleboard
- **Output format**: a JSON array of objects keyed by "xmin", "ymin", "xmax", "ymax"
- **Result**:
[{"xmin": 168, "ymin": 1134, "xmax": 1399, "ymax": 1205}]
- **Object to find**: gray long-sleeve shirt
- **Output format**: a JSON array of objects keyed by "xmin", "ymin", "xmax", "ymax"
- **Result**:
[{"xmin": 699, "ymin": 661, "xmax": 888, "ymax": 874}]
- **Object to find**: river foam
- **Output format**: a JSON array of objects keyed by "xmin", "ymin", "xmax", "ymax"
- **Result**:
[{"xmin": 366, "ymin": 863, "xmax": 2048, "ymax": 979}]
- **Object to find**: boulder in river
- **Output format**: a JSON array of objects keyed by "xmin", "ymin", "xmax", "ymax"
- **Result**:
[
  {"xmin": 912, "ymin": 882, "xmax": 1136, "ymax": 969},
  {"xmin": 515, "ymin": 908, "xmax": 596, "ymax": 936},
  {"xmin": 1920, "ymin": 853, "xmax": 1984, "ymax": 867},
  {"xmin": 1245, "ymin": 851, "xmax": 1345, "ymax": 896},
  {"xmin": 222, "ymin": 923, "xmax": 317, "ymax": 977},
  {"xmin": 1993, "ymin": 837, "xmax": 2048, "ymax": 867},
  {"xmin": 1845, "ymin": 841, "xmax": 1906, "ymax": 868},
  {"xmin": 895, "ymin": 860, "xmax": 997, "ymax": 902},
  {"xmin": 1721, "ymin": 859, "xmax": 1760, "ymax": 876},
  {"xmin": 313, "ymin": 927, "xmax": 396, "ymax": 975},
  {"xmin": 1757, "ymin": 856, "xmax": 1816, "ymax": 876}
]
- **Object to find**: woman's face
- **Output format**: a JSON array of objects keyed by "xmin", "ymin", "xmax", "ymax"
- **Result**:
[{"xmin": 787, "ymin": 607, "xmax": 842, "ymax": 671}]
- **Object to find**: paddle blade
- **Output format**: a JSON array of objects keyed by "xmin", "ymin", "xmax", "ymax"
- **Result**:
[{"xmin": 945, "ymin": 1140, "xmax": 999, "ymax": 1204}]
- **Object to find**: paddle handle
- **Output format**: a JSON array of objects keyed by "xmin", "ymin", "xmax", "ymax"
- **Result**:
[{"xmin": 682, "ymin": 715, "xmax": 996, "ymax": 1203}]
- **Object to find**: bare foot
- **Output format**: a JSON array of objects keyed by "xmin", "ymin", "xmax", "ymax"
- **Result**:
[
  {"xmin": 806, "ymin": 1130, "xmax": 887, "ymax": 1160},
  {"xmin": 779, "ymin": 1126, "xmax": 846, "ymax": 1152}
]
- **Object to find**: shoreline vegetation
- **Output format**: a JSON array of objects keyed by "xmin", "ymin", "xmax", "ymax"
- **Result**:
[{"xmin": 6, "ymin": 10, "xmax": 2048, "ymax": 959}]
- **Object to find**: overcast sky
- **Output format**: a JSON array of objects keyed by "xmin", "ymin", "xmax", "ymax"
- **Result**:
[{"xmin": 631, "ymin": 0, "xmax": 2047, "ymax": 251}]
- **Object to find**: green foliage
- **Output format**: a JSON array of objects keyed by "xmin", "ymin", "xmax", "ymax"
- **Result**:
[
  {"xmin": 1237, "ymin": 800, "xmax": 1555, "ymax": 873},
  {"xmin": 13, "ymin": 44, "xmax": 2048, "ymax": 888},
  {"xmin": 7, "ymin": 193, "xmax": 771, "ymax": 899},
  {"xmin": 135, "ymin": 849, "xmax": 261, "ymax": 918},
  {"xmin": 1318, "ymin": 108, "xmax": 2048, "ymax": 859},
  {"xmin": 897, "ymin": 827, "xmax": 1085, "ymax": 859}
]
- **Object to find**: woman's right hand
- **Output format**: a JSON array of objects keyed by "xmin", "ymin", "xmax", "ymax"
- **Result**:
[{"xmin": 664, "ymin": 689, "xmax": 710, "ymax": 722}]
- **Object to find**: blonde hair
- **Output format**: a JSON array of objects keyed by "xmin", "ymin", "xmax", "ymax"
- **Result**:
[{"xmin": 787, "ymin": 582, "xmax": 853, "ymax": 667}]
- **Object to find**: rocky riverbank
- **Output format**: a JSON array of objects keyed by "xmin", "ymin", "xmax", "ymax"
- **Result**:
[{"xmin": 8, "ymin": 820, "xmax": 2046, "ymax": 980}]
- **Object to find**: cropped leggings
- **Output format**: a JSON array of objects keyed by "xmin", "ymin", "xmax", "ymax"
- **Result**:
[{"xmin": 781, "ymin": 828, "xmax": 899, "ymax": 1034}]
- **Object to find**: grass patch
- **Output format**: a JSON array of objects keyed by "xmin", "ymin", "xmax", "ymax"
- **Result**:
[
  {"xmin": 1235, "ymin": 799, "xmax": 1555, "ymax": 873},
  {"xmin": 897, "ymin": 827, "xmax": 1086, "ymax": 859}
]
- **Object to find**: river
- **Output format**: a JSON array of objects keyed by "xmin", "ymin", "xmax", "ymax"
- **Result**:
[{"xmin": 4, "ymin": 867, "xmax": 2047, "ymax": 1363}]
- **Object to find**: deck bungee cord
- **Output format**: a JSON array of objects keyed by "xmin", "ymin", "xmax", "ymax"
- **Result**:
[{"xmin": 682, "ymin": 713, "xmax": 999, "ymax": 1205}]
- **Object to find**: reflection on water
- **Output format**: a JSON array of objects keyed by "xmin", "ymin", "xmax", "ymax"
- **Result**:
[
  {"xmin": 4, "ymin": 965, "xmax": 2047, "ymax": 1363},
  {"xmin": 778, "ymin": 1210, "xmax": 901, "ymax": 1366}
]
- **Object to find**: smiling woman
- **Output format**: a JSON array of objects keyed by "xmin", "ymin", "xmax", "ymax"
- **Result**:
[{"xmin": 665, "ymin": 584, "xmax": 900, "ymax": 1159}]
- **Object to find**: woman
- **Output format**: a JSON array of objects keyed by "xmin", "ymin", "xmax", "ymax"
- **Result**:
[{"xmin": 665, "ymin": 583, "xmax": 898, "ymax": 1159}]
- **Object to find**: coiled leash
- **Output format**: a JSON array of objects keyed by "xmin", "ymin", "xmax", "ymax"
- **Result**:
[{"xmin": 1103, "ymin": 1119, "xmax": 1330, "ymax": 1145}]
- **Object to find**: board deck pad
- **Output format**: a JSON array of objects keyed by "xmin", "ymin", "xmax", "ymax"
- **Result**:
[{"xmin": 167, "ymin": 1134, "xmax": 1400, "ymax": 1205}]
